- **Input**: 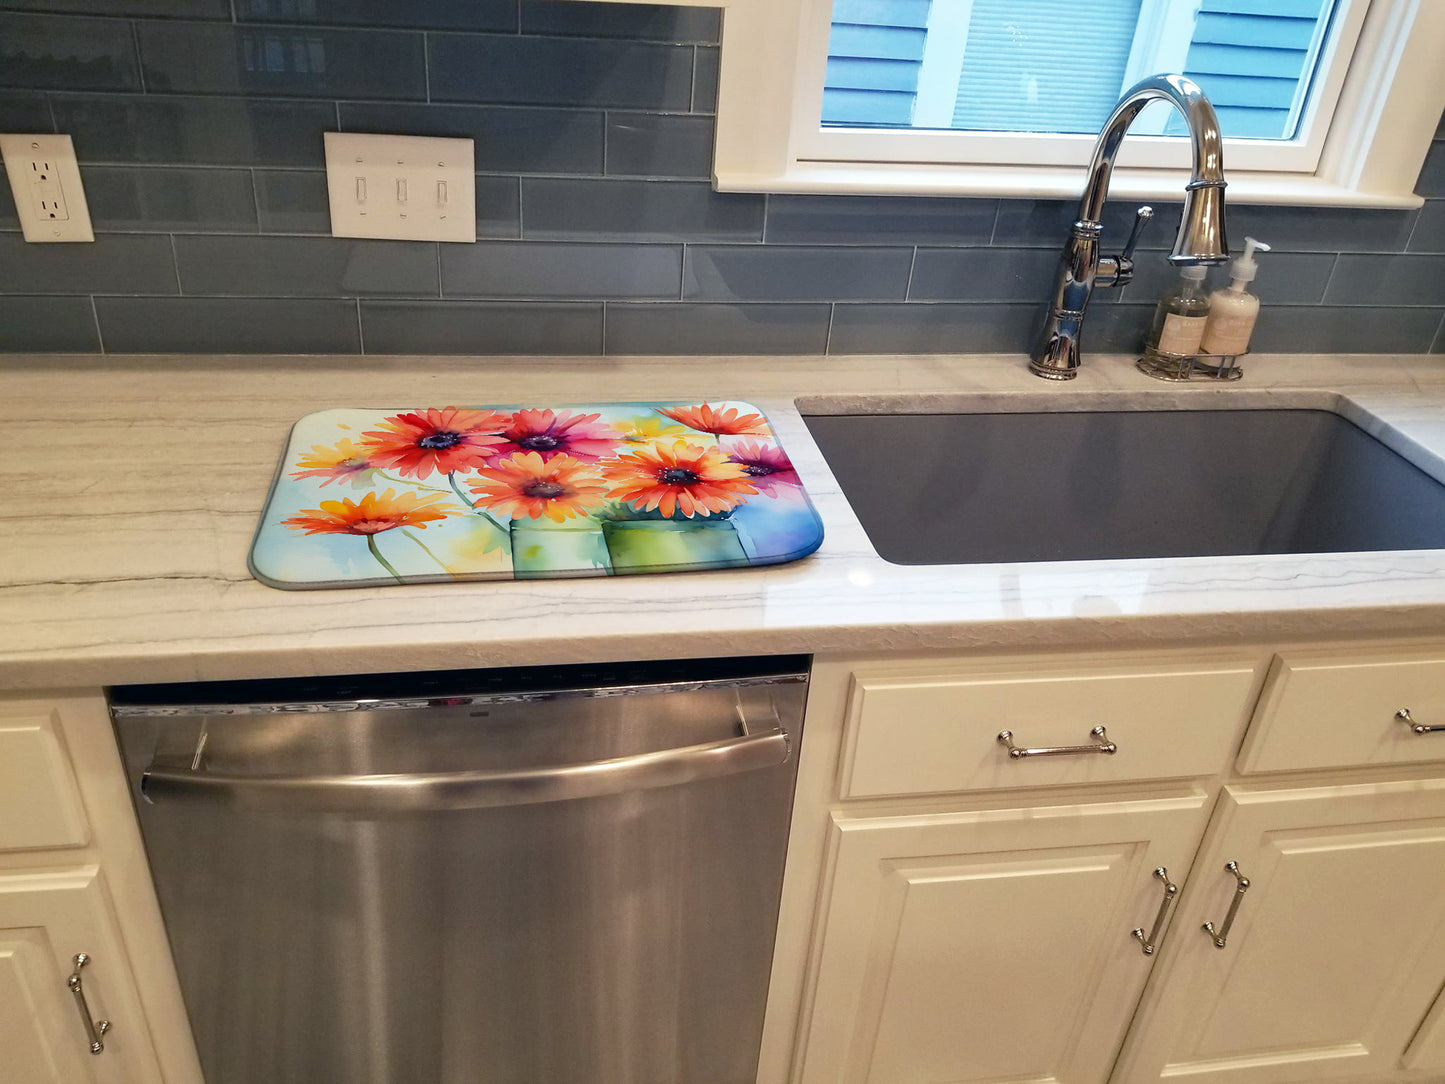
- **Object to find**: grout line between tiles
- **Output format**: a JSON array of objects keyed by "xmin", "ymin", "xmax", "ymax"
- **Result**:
[
  {"xmin": 435, "ymin": 243, "xmax": 443, "ymax": 298},
  {"xmin": 355, "ymin": 298, "xmax": 365, "ymax": 353},
  {"xmin": 823, "ymin": 303, "xmax": 835, "ymax": 354},
  {"xmin": 130, "ymin": 20, "xmax": 147, "ymax": 94},
  {"xmin": 903, "ymin": 246, "xmax": 918, "ymax": 301},
  {"xmin": 600, "ymin": 300, "xmax": 608, "ymax": 353},
  {"xmin": 43, "ymin": 92, "xmax": 59, "ymax": 133},
  {"xmin": 90, "ymin": 296, "xmax": 106, "ymax": 353},
  {"xmin": 422, "ymin": 31, "xmax": 432, "ymax": 104},
  {"xmin": 168, "ymin": 234, "xmax": 183, "ymax": 294}
]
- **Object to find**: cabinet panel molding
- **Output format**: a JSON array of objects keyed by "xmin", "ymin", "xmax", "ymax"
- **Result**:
[
  {"xmin": 1240, "ymin": 651, "xmax": 1445, "ymax": 774},
  {"xmin": 795, "ymin": 792, "xmax": 1211, "ymax": 1083},
  {"xmin": 0, "ymin": 705, "xmax": 88, "ymax": 850},
  {"xmin": 842, "ymin": 661, "xmax": 1259, "ymax": 798},
  {"xmin": 1116, "ymin": 777, "xmax": 1445, "ymax": 1083}
]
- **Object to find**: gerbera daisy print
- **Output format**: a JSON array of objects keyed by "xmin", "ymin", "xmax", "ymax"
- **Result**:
[
  {"xmin": 486, "ymin": 409, "xmax": 623, "ymax": 463},
  {"xmin": 726, "ymin": 441, "xmax": 801, "ymax": 496},
  {"xmin": 657, "ymin": 402, "xmax": 770, "ymax": 437},
  {"xmin": 289, "ymin": 438, "xmax": 378, "ymax": 488},
  {"xmin": 605, "ymin": 440, "xmax": 758, "ymax": 518},
  {"xmin": 250, "ymin": 402, "xmax": 822, "ymax": 588},
  {"xmin": 467, "ymin": 453, "xmax": 611, "ymax": 523},
  {"xmin": 361, "ymin": 406, "xmax": 508, "ymax": 479}
]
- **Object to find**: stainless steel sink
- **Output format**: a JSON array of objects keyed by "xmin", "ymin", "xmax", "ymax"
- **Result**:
[{"xmin": 803, "ymin": 408, "xmax": 1445, "ymax": 564}]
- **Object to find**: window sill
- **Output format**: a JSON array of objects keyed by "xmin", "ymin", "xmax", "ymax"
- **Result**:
[{"xmin": 715, "ymin": 162, "xmax": 1425, "ymax": 209}]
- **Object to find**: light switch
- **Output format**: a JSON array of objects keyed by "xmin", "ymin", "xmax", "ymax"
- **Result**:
[{"xmin": 323, "ymin": 132, "xmax": 475, "ymax": 243}]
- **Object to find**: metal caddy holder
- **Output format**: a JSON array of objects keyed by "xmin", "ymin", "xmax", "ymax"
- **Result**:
[{"xmin": 1136, "ymin": 345, "xmax": 1246, "ymax": 382}]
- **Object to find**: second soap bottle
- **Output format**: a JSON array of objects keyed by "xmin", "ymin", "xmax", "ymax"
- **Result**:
[{"xmin": 1145, "ymin": 264, "xmax": 1211, "ymax": 356}]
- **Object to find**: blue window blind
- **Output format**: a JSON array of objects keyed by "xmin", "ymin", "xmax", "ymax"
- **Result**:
[{"xmin": 950, "ymin": 0, "xmax": 1143, "ymax": 134}]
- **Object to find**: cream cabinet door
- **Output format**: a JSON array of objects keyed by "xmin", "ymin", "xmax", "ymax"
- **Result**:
[
  {"xmin": 0, "ymin": 866, "xmax": 163, "ymax": 1084},
  {"xmin": 794, "ymin": 792, "xmax": 1212, "ymax": 1084},
  {"xmin": 1115, "ymin": 777, "xmax": 1445, "ymax": 1083}
]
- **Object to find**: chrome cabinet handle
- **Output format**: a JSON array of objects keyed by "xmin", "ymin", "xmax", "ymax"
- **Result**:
[
  {"xmin": 996, "ymin": 725, "xmax": 1117, "ymax": 759},
  {"xmin": 1201, "ymin": 861, "xmax": 1250, "ymax": 949},
  {"xmin": 66, "ymin": 953, "xmax": 111, "ymax": 1055},
  {"xmin": 1130, "ymin": 867, "xmax": 1179, "ymax": 956},
  {"xmin": 1396, "ymin": 709, "xmax": 1445, "ymax": 735}
]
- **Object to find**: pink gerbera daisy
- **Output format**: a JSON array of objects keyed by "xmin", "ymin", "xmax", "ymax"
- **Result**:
[
  {"xmin": 726, "ymin": 441, "xmax": 801, "ymax": 496},
  {"xmin": 487, "ymin": 409, "xmax": 623, "ymax": 462}
]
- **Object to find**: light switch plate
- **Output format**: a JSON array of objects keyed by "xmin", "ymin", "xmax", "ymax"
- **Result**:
[
  {"xmin": 324, "ymin": 132, "xmax": 476, "ymax": 243},
  {"xmin": 0, "ymin": 133, "xmax": 94, "ymax": 243}
]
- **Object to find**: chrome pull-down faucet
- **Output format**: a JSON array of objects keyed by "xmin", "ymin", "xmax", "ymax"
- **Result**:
[{"xmin": 1029, "ymin": 74, "xmax": 1230, "ymax": 380}]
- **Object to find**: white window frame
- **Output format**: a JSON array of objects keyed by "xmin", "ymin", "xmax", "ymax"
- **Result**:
[{"xmin": 589, "ymin": 0, "xmax": 1445, "ymax": 207}]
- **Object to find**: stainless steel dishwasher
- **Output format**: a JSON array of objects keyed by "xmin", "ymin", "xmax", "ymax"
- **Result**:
[{"xmin": 110, "ymin": 656, "xmax": 809, "ymax": 1084}]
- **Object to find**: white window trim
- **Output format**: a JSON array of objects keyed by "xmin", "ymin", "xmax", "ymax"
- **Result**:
[{"xmin": 587, "ymin": 0, "xmax": 1445, "ymax": 207}]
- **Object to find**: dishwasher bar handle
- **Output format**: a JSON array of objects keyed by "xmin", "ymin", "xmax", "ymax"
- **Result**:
[{"xmin": 141, "ymin": 726, "xmax": 790, "ymax": 813}]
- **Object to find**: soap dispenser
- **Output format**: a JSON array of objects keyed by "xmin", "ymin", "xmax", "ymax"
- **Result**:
[
  {"xmin": 1200, "ymin": 237, "xmax": 1271, "ymax": 356},
  {"xmin": 1145, "ymin": 264, "xmax": 1211, "ymax": 355}
]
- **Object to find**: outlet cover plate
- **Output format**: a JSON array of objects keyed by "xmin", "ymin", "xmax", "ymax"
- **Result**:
[
  {"xmin": 324, "ymin": 132, "xmax": 476, "ymax": 243},
  {"xmin": 0, "ymin": 133, "xmax": 94, "ymax": 243}
]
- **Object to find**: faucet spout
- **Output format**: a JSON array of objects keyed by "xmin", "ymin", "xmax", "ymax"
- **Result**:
[{"xmin": 1030, "ymin": 74, "xmax": 1229, "ymax": 381}]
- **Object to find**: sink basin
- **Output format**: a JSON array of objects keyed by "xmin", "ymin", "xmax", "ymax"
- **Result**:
[{"xmin": 803, "ymin": 408, "xmax": 1445, "ymax": 564}]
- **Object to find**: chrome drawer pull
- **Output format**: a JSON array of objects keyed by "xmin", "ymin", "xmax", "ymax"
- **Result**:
[
  {"xmin": 1396, "ymin": 709, "xmax": 1445, "ymax": 735},
  {"xmin": 996, "ymin": 725, "xmax": 1117, "ymax": 760},
  {"xmin": 1130, "ymin": 866, "xmax": 1179, "ymax": 956},
  {"xmin": 66, "ymin": 953, "xmax": 111, "ymax": 1055},
  {"xmin": 1201, "ymin": 861, "xmax": 1250, "ymax": 949}
]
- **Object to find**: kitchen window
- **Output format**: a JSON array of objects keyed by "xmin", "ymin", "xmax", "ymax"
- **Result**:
[{"xmin": 615, "ymin": 0, "xmax": 1445, "ymax": 206}]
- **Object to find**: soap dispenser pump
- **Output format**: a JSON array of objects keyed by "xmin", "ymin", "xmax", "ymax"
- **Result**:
[{"xmin": 1201, "ymin": 237, "xmax": 1271, "ymax": 355}]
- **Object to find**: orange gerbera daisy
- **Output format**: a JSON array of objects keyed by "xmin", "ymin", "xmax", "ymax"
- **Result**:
[
  {"xmin": 466, "ymin": 452, "xmax": 612, "ymax": 523},
  {"xmin": 361, "ymin": 407, "xmax": 508, "ymax": 479},
  {"xmin": 289, "ymin": 438, "xmax": 376, "ymax": 488},
  {"xmin": 657, "ymin": 402, "xmax": 770, "ymax": 437},
  {"xmin": 281, "ymin": 489, "xmax": 457, "ymax": 535},
  {"xmin": 606, "ymin": 440, "xmax": 757, "ymax": 518}
]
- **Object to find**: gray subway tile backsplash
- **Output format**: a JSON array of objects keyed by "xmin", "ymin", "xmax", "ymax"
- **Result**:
[
  {"xmin": 83, "ymin": 166, "xmax": 258, "ymax": 232},
  {"xmin": 340, "ymin": 103, "xmax": 604, "ymax": 175},
  {"xmin": 175, "ymin": 235, "xmax": 439, "ymax": 297},
  {"xmin": 0, "ymin": 13, "xmax": 141, "ymax": 92},
  {"xmin": 0, "ymin": 296, "xmax": 100, "ymax": 351},
  {"xmin": 765, "ymin": 195, "xmax": 998, "ymax": 246},
  {"xmin": 605, "ymin": 113, "xmax": 714, "ymax": 178},
  {"xmin": 828, "ymin": 302, "xmax": 1043, "ymax": 355},
  {"xmin": 95, "ymin": 296, "xmax": 362, "ymax": 353},
  {"xmin": 0, "ymin": 90, "xmax": 54, "ymax": 131},
  {"xmin": 51, "ymin": 94, "xmax": 337, "ymax": 167},
  {"xmin": 605, "ymin": 303, "xmax": 831, "ymax": 355},
  {"xmin": 0, "ymin": 0, "xmax": 229, "ymax": 16},
  {"xmin": 521, "ymin": 178, "xmax": 764, "ymax": 242},
  {"xmin": 428, "ymin": 33, "xmax": 692, "ymax": 111},
  {"xmin": 234, "ymin": 0, "xmax": 518, "ymax": 32},
  {"xmin": 684, "ymin": 245, "xmax": 913, "ymax": 302},
  {"xmin": 0, "ymin": 4, "xmax": 1441, "ymax": 357},
  {"xmin": 137, "ymin": 21, "xmax": 427, "ymax": 100},
  {"xmin": 909, "ymin": 247, "xmax": 1060, "ymax": 302},
  {"xmin": 253, "ymin": 169, "xmax": 330, "ymax": 233},
  {"xmin": 1251, "ymin": 305, "xmax": 1445, "ymax": 354},
  {"xmin": 1324, "ymin": 253, "xmax": 1445, "ymax": 307},
  {"xmin": 518, "ymin": 1, "xmax": 720, "ymax": 43},
  {"xmin": 361, "ymin": 300, "xmax": 603, "ymax": 355},
  {"xmin": 0, "ymin": 233, "xmax": 177, "ymax": 293},
  {"xmin": 442, "ymin": 241, "xmax": 682, "ymax": 299}
]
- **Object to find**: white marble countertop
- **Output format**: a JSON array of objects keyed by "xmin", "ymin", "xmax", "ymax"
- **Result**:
[{"xmin": 6, "ymin": 350, "xmax": 1445, "ymax": 691}]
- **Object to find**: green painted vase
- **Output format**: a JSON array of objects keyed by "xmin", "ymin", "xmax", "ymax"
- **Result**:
[
  {"xmin": 601, "ymin": 517, "xmax": 748, "ymax": 573},
  {"xmin": 509, "ymin": 518, "xmax": 611, "ymax": 578}
]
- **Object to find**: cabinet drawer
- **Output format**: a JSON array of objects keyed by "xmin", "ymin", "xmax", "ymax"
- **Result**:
[
  {"xmin": 841, "ymin": 662, "xmax": 1259, "ymax": 798},
  {"xmin": 0, "ymin": 705, "xmax": 88, "ymax": 850},
  {"xmin": 1239, "ymin": 650, "xmax": 1445, "ymax": 774}
]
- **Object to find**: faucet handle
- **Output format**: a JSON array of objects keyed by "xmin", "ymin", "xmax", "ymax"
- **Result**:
[
  {"xmin": 1098, "ymin": 205, "xmax": 1154, "ymax": 289},
  {"xmin": 1121, "ymin": 205, "xmax": 1154, "ymax": 262}
]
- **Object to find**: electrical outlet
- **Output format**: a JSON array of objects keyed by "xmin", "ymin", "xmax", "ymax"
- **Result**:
[
  {"xmin": 324, "ymin": 132, "xmax": 476, "ymax": 243},
  {"xmin": 0, "ymin": 133, "xmax": 94, "ymax": 243}
]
